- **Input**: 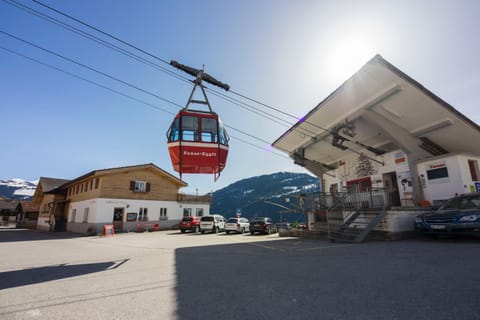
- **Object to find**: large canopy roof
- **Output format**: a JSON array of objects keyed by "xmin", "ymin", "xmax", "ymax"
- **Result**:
[{"xmin": 272, "ymin": 55, "xmax": 480, "ymax": 175}]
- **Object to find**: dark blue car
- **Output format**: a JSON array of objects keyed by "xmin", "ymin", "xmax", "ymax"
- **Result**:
[{"xmin": 415, "ymin": 192, "xmax": 480, "ymax": 236}]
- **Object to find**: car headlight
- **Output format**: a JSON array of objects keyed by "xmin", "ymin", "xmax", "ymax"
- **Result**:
[
  {"xmin": 459, "ymin": 215, "xmax": 479, "ymax": 222},
  {"xmin": 415, "ymin": 217, "xmax": 423, "ymax": 223}
]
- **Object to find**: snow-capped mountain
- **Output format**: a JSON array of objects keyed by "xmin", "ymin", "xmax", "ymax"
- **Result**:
[{"xmin": 0, "ymin": 179, "xmax": 38, "ymax": 200}]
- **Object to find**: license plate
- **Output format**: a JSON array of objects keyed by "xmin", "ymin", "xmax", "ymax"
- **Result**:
[{"xmin": 431, "ymin": 225, "xmax": 446, "ymax": 230}]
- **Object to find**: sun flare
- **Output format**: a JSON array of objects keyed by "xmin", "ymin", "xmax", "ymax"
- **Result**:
[{"xmin": 324, "ymin": 36, "xmax": 377, "ymax": 84}]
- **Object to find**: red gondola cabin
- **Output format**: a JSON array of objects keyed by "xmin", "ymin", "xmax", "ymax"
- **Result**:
[
  {"xmin": 167, "ymin": 110, "xmax": 229, "ymax": 179},
  {"xmin": 166, "ymin": 60, "xmax": 231, "ymax": 181}
]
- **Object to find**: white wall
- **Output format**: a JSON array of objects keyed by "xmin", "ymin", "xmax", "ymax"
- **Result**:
[
  {"xmin": 324, "ymin": 151, "xmax": 480, "ymax": 207},
  {"xmin": 67, "ymin": 198, "xmax": 210, "ymax": 233},
  {"xmin": 324, "ymin": 149, "xmax": 408, "ymax": 194},
  {"xmin": 418, "ymin": 154, "xmax": 480, "ymax": 205}
]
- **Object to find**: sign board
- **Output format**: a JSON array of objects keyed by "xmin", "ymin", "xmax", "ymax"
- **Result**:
[{"xmin": 103, "ymin": 224, "xmax": 114, "ymax": 237}]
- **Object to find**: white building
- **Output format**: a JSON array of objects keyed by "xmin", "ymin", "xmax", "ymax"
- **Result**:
[
  {"xmin": 272, "ymin": 55, "xmax": 480, "ymax": 241},
  {"xmin": 35, "ymin": 163, "xmax": 211, "ymax": 234}
]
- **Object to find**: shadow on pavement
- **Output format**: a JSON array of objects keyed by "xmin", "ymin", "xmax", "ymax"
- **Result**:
[
  {"xmin": 0, "ymin": 228, "xmax": 84, "ymax": 243},
  {"xmin": 0, "ymin": 259, "xmax": 128, "ymax": 290},
  {"xmin": 174, "ymin": 238, "xmax": 480, "ymax": 320}
]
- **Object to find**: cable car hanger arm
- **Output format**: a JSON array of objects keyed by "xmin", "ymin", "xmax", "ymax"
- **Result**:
[{"xmin": 170, "ymin": 60, "xmax": 230, "ymax": 91}]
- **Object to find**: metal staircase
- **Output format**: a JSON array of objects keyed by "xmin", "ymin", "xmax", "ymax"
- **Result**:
[
  {"xmin": 325, "ymin": 188, "xmax": 391, "ymax": 243},
  {"xmin": 328, "ymin": 208, "xmax": 388, "ymax": 243}
]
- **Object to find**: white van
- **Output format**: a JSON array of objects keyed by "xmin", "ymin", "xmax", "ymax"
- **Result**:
[{"xmin": 200, "ymin": 215, "xmax": 226, "ymax": 234}]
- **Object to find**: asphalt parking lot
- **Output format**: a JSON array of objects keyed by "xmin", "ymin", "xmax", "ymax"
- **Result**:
[{"xmin": 1, "ymin": 228, "xmax": 479, "ymax": 320}]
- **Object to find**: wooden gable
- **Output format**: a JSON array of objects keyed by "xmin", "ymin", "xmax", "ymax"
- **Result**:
[{"xmin": 64, "ymin": 163, "xmax": 187, "ymax": 202}]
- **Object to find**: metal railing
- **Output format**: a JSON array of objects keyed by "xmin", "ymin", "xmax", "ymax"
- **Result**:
[
  {"xmin": 298, "ymin": 188, "xmax": 392, "ymax": 233},
  {"xmin": 177, "ymin": 193, "xmax": 212, "ymax": 203}
]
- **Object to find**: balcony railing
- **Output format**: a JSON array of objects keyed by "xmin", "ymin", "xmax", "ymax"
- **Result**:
[{"xmin": 177, "ymin": 193, "xmax": 212, "ymax": 203}]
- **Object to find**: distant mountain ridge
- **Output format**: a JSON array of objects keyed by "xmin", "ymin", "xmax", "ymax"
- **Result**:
[
  {"xmin": 0, "ymin": 179, "xmax": 38, "ymax": 200},
  {"xmin": 211, "ymin": 172, "xmax": 320, "ymax": 222}
]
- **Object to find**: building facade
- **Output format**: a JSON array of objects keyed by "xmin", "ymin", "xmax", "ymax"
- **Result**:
[
  {"xmin": 34, "ymin": 163, "xmax": 211, "ymax": 234},
  {"xmin": 272, "ymin": 55, "xmax": 480, "ymax": 239}
]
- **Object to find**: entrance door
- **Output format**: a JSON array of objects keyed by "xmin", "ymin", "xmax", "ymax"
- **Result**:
[
  {"xmin": 113, "ymin": 208, "xmax": 124, "ymax": 232},
  {"xmin": 383, "ymin": 172, "xmax": 401, "ymax": 206}
]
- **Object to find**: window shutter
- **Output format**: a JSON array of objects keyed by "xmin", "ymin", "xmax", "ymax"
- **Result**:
[
  {"xmin": 130, "ymin": 181, "xmax": 135, "ymax": 190},
  {"xmin": 146, "ymin": 183, "xmax": 151, "ymax": 192}
]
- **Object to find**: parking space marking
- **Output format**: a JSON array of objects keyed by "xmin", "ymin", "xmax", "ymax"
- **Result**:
[
  {"xmin": 245, "ymin": 242, "xmax": 286, "ymax": 251},
  {"xmin": 296, "ymin": 244, "xmax": 353, "ymax": 251}
]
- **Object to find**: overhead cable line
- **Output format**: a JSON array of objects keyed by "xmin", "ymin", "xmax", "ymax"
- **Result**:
[
  {"xmin": 5, "ymin": 0, "xmax": 320, "ymax": 139},
  {"xmin": 20, "ymin": 0, "xmax": 300, "ymax": 124},
  {"xmin": 0, "ymin": 30, "xmax": 184, "ymax": 109},
  {"xmin": 0, "ymin": 45, "xmax": 177, "ymax": 114},
  {"xmin": 12, "ymin": 0, "xmax": 384, "ymax": 159},
  {"xmin": 2, "ymin": 0, "xmax": 192, "ymax": 85},
  {"xmin": 31, "ymin": 0, "xmax": 171, "ymax": 66},
  {"xmin": 0, "ymin": 42, "xmax": 287, "ymax": 158}
]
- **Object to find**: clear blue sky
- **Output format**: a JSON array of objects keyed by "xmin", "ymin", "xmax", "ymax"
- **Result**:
[{"xmin": 1, "ymin": 0, "xmax": 479, "ymax": 195}]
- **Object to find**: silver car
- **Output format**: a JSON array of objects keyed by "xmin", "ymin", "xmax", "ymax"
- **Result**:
[
  {"xmin": 225, "ymin": 217, "xmax": 250, "ymax": 234},
  {"xmin": 200, "ymin": 215, "xmax": 225, "ymax": 234}
]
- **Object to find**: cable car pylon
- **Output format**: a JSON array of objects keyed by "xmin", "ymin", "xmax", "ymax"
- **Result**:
[{"xmin": 166, "ymin": 60, "xmax": 230, "ymax": 181}]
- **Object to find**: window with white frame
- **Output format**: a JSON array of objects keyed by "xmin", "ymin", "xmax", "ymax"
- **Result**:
[
  {"xmin": 83, "ymin": 208, "xmax": 89, "ymax": 223},
  {"xmin": 138, "ymin": 208, "xmax": 148, "ymax": 221},
  {"xmin": 183, "ymin": 208, "xmax": 192, "ymax": 217},
  {"xmin": 71, "ymin": 209, "xmax": 77, "ymax": 223},
  {"xmin": 196, "ymin": 208, "xmax": 204, "ymax": 216},
  {"xmin": 130, "ymin": 180, "xmax": 150, "ymax": 193},
  {"xmin": 159, "ymin": 208, "xmax": 168, "ymax": 220},
  {"xmin": 135, "ymin": 181, "xmax": 146, "ymax": 192}
]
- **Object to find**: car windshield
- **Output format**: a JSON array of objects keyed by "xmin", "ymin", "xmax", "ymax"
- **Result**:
[
  {"xmin": 438, "ymin": 194, "xmax": 480, "ymax": 210},
  {"xmin": 182, "ymin": 217, "xmax": 192, "ymax": 222},
  {"xmin": 227, "ymin": 218, "xmax": 238, "ymax": 223}
]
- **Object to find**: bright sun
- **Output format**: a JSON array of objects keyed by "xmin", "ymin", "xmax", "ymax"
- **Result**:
[{"xmin": 323, "ymin": 36, "xmax": 377, "ymax": 84}]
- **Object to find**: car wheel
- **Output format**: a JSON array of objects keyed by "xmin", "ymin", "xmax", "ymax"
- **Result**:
[
  {"xmin": 250, "ymin": 231, "xmax": 255, "ymax": 235},
  {"xmin": 181, "ymin": 229, "xmax": 186, "ymax": 233},
  {"xmin": 226, "ymin": 230, "xmax": 230, "ymax": 234},
  {"xmin": 201, "ymin": 230, "xmax": 205, "ymax": 234}
]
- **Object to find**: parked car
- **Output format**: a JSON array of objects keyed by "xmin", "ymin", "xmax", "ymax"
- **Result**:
[
  {"xmin": 415, "ymin": 192, "xmax": 480, "ymax": 236},
  {"xmin": 276, "ymin": 222, "xmax": 291, "ymax": 231},
  {"xmin": 200, "ymin": 215, "xmax": 226, "ymax": 234},
  {"xmin": 225, "ymin": 217, "xmax": 249, "ymax": 234},
  {"xmin": 250, "ymin": 217, "xmax": 277, "ymax": 235},
  {"xmin": 179, "ymin": 216, "xmax": 201, "ymax": 233}
]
